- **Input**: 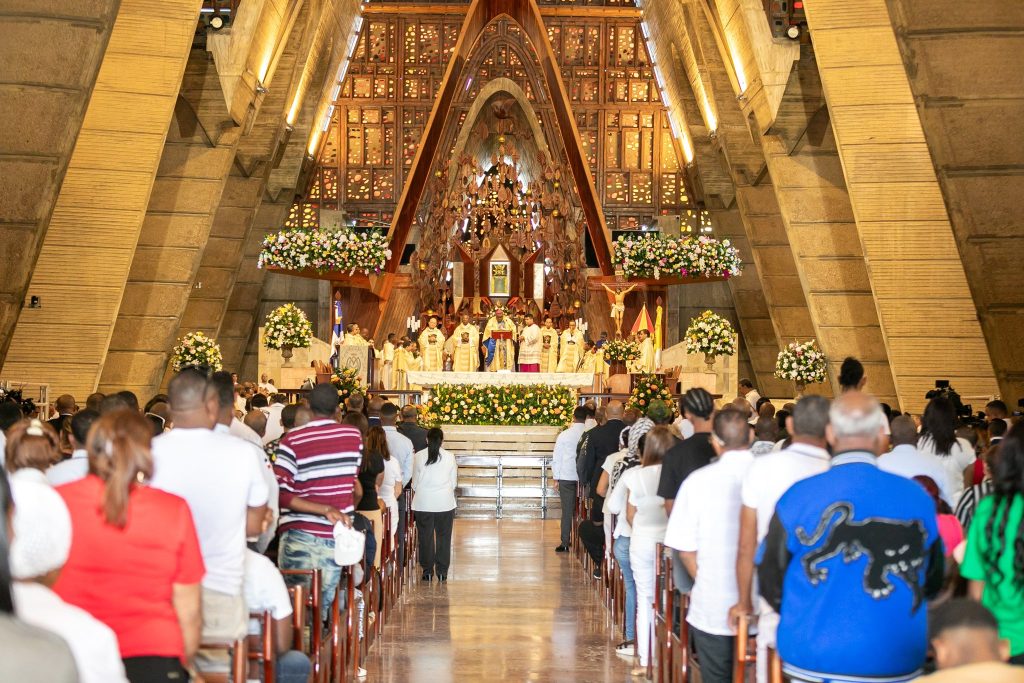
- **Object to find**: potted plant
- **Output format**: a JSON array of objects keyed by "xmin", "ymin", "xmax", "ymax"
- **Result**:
[
  {"xmin": 685, "ymin": 310, "xmax": 736, "ymax": 371},
  {"xmin": 775, "ymin": 340, "xmax": 828, "ymax": 397},
  {"xmin": 263, "ymin": 303, "xmax": 314, "ymax": 363},
  {"xmin": 171, "ymin": 332, "xmax": 223, "ymax": 373}
]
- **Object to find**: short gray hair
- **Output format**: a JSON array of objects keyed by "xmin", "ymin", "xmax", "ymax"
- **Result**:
[
  {"xmin": 829, "ymin": 392, "xmax": 885, "ymax": 439},
  {"xmin": 791, "ymin": 395, "xmax": 830, "ymax": 439}
]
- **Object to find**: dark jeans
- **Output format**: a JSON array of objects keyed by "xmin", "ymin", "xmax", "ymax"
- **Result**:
[
  {"xmin": 691, "ymin": 626, "xmax": 735, "ymax": 683},
  {"xmin": 123, "ymin": 657, "xmax": 189, "ymax": 682},
  {"xmin": 353, "ymin": 512, "xmax": 377, "ymax": 571},
  {"xmin": 578, "ymin": 519, "xmax": 605, "ymax": 566},
  {"xmin": 397, "ymin": 494, "xmax": 408, "ymax": 567},
  {"xmin": 416, "ymin": 508, "xmax": 455, "ymax": 576},
  {"xmin": 557, "ymin": 481, "xmax": 578, "ymax": 547}
]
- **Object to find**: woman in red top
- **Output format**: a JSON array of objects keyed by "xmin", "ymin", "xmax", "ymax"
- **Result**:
[{"xmin": 54, "ymin": 410, "xmax": 205, "ymax": 683}]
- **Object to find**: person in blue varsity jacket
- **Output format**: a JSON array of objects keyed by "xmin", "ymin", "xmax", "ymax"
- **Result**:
[{"xmin": 758, "ymin": 392, "xmax": 945, "ymax": 683}]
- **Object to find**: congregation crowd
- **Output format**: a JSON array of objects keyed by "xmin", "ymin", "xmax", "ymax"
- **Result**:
[
  {"xmin": 0, "ymin": 369, "xmax": 458, "ymax": 683},
  {"xmin": 552, "ymin": 357, "xmax": 1024, "ymax": 682}
]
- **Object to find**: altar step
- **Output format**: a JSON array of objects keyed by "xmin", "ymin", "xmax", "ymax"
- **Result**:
[{"xmin": 442, "ymin": 424, "xmax": 565, "ymax": 519}]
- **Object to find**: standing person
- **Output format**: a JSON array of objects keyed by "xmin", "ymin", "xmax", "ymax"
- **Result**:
[
  {"xmin": 378, "ymin": 427, "xmax": 404, "ymax": 549},
  {"xmin": 274, "ymin": 384, "xmax": 362, "ymax": 618},
  {"xmin": 358, "ymin": 426, "xmax": 388, "ymax": 568},
  {"xmin": 10, "ymin": 472, "xmax": 128, "ymax": 683},
  {"xmin": 381, "ymin": 333, "xmax": 397, "ymax": 390},
  {"xmin": 665, "ymin": 410, "xmax": 753, "ymax": 683},
  {"xmin": 580, "ymin": 400, "xmax": 627, "ymax": 522},
  {"xmin": 552, "ymin": 407, "xmax": 587, "ymax": 553},
  {"xmin": 412, "ymin": 428, "xmax": 458, "ymax": 582},
  {"xmin": 730, "ymin": 395, "xmax": 832, "ymax": 683},
  {"xmin": 961, "ymin": 421, "xmax": 1024, "ymax": 664},
  {"xmin": 629, "ymin": 329, "xmax": 655, "ymax": 374},
  {"xmin": 518, "ymin": 313, "xmax": 542, "ymax": 372},
  {"xmin": 448, "ymin": 313, "xmax": 481, "ymax": 372},
  {"xmin": 624, "ymin": 425, "xmax": 673, "ymax": 675},
  {"xmin": 879, "ymin": 415, "xmax": 956, "ymax": 508},
  {"xmin": 150, "ymin": 369, "xmax": 268, "ymax": 649},
  {"xmin": 397, "ymin": 404, "xmax": 428, "ymax": 452},
  {"xmin": 482, "ymin": 308, "xmax": 517, "ymax": 372},
  {"xmin": 556, "ymin": 320, "xmax": 585, "ymax": 372},
  {"xmin": 658, "ymin": 388, "xmax": 716, "ymax": 514},
  {"xmin": 738, "ymin": 379, "xmax": 760, "ymax": 420},
  {"xmin": 918, "ymin": 396, "xmax": 976, "ymax": 502},
  {"xmin": 47, "ymin": 408, "xmax": 99, "ymax": 486},
  {"xmin": 242, "ymin": 550, "xmax": 312, "ymax": 683},
  {"xmin": 758, "ymin": 392, "xmax": 944, "ymax": 683},
  {"xmin": 56, "ymin": 410, "xmax": 205, "ymax": 682},
  {"xmin": 46, "ymin": 394, "xmax": 76, "ymax": 433},
  {"xmin": 539, "ymin": 317, "xmax": 559, "ymax": 373},
  {"xmin": 5, "ymin": 418, "xmax": 60, "ymax": 482},
  {"xmin": 418, "ymin": 316, "xmax": 446, "ymax": 373},
  {"xmin": 382, "ymin": 403, "xmax": 415, "ymax": 567},
  {"xmin": 0, "ymin": 468, "xmax": 79, "ymax": 683}
]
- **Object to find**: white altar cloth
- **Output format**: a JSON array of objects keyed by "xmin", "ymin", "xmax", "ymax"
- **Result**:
[{"xmin": 406, "ymin": 371, "xmax": 594, "ymax": 389}]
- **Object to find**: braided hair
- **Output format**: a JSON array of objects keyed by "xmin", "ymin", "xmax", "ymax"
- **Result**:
[
  {"xmin": 680, "ymin": 387, "xmax": 714, "ymax": 420},
  {"xmin": 982, "ymin": 421, "xmax": 1024, "ymax": 589}
]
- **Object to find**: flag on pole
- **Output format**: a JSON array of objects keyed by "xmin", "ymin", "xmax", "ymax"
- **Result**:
[{"xmin": 329, "ymin": 298, "xmax": 343, "ymax": 367}]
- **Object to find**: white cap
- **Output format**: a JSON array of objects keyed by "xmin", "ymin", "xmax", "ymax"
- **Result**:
[{"xmin": 10, "ymin": 477, "xmax": 72, "ymax": 580}]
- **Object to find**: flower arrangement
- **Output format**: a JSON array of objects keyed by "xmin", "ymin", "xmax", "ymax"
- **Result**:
[
  {"xmin": 263, "ymin": 303, "xmax": 314, "ymax": 350},
  {"xmin": 614, "ymin": 234, "xmax": 742, "ymax": 281},
  {"xmin": 331, "ymin": 367, "xmax": 368, "ymax": 403},
  {"xmin": 257, "ymin": 227, "xmax": 392, "ymax": 275},
  {"xmin": 775, "ymin": 340, "xmax": 828, "ymax": 386},
  {"xmin": 171, "ymin": 331, "xmax": 223, "ymax": 372},
  {"xmin": 627, "ymin": 374, "xmax": 675, "ymax": 414},
  {"xmin": 685, "ymin": 311, "xmax": 736, "ymax": 358},
  {"xmin": 421, "ymin": 384, "xmax": 576, "ymax": 427},
  {"xmin": 602, "ymin": 339, "xmax": 640, "ymax": 363}
]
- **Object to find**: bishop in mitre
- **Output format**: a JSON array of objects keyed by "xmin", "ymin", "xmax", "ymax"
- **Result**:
[
  {"xmin": 629, "ymin": 328, "xmax": 657, "ymax": 373},
  {"xmin": 518, "ymin": 314, "xmax": 542, "ymax": 372},
  {"xmin": 556, "ymin": 320, "xmax": 585, "ymax": 372},
  {"xmin": 483, "ymin": 308, "xmax": 517, "ymax": 372},
  {"xmin": 446, "ymin": 312, "xmax": 480, "ymax": 372},
  {"xmin": 417, "ymin": 316, "xmax": 446, "ymax": 372},
  {"xmin": 539, "ymin": 317, "xmax": 559, "ymax": 373}
]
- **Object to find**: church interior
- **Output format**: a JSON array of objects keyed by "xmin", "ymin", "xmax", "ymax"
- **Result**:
[{"xmin": 2, "ymin": 0, "xmax": 1024, "ymax": 681}]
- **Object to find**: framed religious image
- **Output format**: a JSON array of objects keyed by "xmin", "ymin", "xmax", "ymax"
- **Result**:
[{"xmin": 489, "ymin": 261, "xmax": 510, "ymax": 296}]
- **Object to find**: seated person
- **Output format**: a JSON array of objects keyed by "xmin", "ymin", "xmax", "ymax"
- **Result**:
[{"xmin": 243, "ymin": 550, "xmax": 312, "ymax": 683}]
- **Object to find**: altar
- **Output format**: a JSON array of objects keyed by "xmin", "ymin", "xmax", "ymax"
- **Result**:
[{"xmin": 405, "ymin": 370, "xmax": 594, "ymax": 389}]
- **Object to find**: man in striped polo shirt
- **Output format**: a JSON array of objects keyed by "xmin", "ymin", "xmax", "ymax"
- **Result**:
[{"xmin": 275, "ymin": 384, "xmax": 362, "ymax": 617}]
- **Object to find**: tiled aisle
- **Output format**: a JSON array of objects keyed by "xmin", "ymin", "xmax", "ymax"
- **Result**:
[{"xmin": 363, "ymin": 518, "xmax": 636, "ymax": 682}]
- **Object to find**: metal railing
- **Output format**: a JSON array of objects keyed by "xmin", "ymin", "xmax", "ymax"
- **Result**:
[{"xmin": 455, "ymin": 454, "xmax": 557, "ymax": 518}]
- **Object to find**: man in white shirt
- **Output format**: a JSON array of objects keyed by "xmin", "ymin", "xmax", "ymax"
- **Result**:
[
  {"xmin": 552, "ymin": 406, "xmax": 587, "ymax": 552},
  {"xmin": 739, "ymin": 378, "xmax": 761, "ymax": 424},
  {"xmin": 665, "ymin": 409, "xmax": 754, "ymax": 683},
  {"xmin": 258, "ymin": 374, "xmax": 278, "ymax": 394},
  {"xmin": 879, "ymin": 415, "xmax": 957, "ymax": 510},
  {"xmin": 210, "ymin": 373, "xmax": 279, "ymax": 554},
  {"xmin": 262, "ymin": 394, "xmax": 287, "ymax": 445},
  {"xmin": 381, "ymin": 402, "xmax": 414, "ymax": 565},
  {"xmin": 730, "ymin": 395, "xmax": 831, "ymax": 683},
  {"xmin": 151, "ymin": 369, "xmax": 269, "ymax": 643},
  {"xmin": 10, "ymin": 477, "xmax": 128, "ymax": 683},
  {"xmin": 243, "ymin": 550, "xmax": 314, "ymax": 683},
  {"xmin": 47, "ymin": 408, "xmax": 99, "ymax": 486}
]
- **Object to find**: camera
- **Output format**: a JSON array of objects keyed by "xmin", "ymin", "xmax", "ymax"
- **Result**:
[{"xmin": 925, "ymin": 380, "xmax": 970, "ymax": 418}]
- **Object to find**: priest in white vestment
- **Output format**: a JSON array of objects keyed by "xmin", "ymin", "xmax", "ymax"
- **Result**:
[
  {"xmin": 418, "ymin": 317, "xmax": 446, "ymax": 372},
  {"xmin": 539, "ymin": 317, "xmax": 559, "ymax": 373},
  {"xmin": 578, "ymin": 340, "xmax": 608, "ymax": 390},
  {"xmin": 483, "ymin": 309, "xmax": 517, "ymax": 372},
  {"xmin": 342, "ymin": 323, "xmax": 370, "ymax": 346},
  {"xmin": 381, "ymin": 334, "xmax": 396, "ymax": 389},
  {"xmin": 555, "ymin": 320, "xmax": 585, "ymax": 372},
  {"xmin": 447, "ymin": 313, "xmax": 480, "ymax": 372},
  {"xmin": 629, "ymin": 328, "xmax": 656, "ymax": 373},
  {"xmin": 518, "ymin": 314, "xmax": 542, "ymax": 372}
]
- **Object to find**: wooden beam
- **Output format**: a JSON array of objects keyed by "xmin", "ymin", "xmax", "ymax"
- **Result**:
[{"xmin": 361, "ymin": 3, "xmax": 641, "ymax": 17}]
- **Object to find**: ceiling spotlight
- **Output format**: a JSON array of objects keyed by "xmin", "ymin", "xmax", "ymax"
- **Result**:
[
  {"xmin": 786, "ymin": 25, "xmax": 800, "ymax": 40},
  {"xmin": 209, "ymin": 15, "xmax": 225, "ymax": 30}
]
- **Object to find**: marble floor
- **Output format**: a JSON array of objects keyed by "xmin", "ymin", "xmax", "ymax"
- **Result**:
[{"xmin": 363, "ymin": 518, "xmax": 637, "ymax": 682}]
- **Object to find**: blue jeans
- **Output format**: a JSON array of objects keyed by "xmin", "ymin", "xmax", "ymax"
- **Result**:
[
  {"xmin": 277, "ymin": 650, "xmax": 312, "ymax": 683},
  {"xmin": 279, "ymin": 529, "xmax": 342, "ymax": 622},
  {"xmin": 614, "ymin": 534, "xmax": 637, "ymax": 641}
]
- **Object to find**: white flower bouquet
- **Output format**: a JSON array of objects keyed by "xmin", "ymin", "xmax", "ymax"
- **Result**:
[
  {"xmin": 171, "ymin": 331, "xmax": 223, "ymax": 372},
  {"xmin": 257, "ymin": 227, "xmax": 392, "ymax": 275},
  {"xmin": 614, "ymin": 234, "xmax": 742, "ymax": 280},
  {"xmin": 263, "ymin": 303, "xmax": 313, "ymax": 350},
  {"xmin": 775, "ymin": 340, "xmax": 827, "ymax": 385},
  {"xmin": 685, "ymin": 311, "xmax": 736, "ymax": 358}
]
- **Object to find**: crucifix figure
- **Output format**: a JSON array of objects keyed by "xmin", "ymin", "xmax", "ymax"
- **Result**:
[{"xmin": 601, "ymin": 282, "xmax": 638, "ymax": 338}]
